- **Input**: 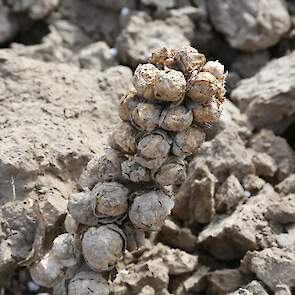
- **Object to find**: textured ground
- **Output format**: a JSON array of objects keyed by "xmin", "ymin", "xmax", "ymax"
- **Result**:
[{"xmin": 0, "ymin": 0, "xmax": 295, "ymax": 294}]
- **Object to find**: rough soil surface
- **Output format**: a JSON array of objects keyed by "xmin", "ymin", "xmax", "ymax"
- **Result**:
[
  {"xmin": 0, "ymin": 51, "xmax": 132, "ymax": 204},
  {"xmin": 232, "ymin": 51, "xmax": 295, "ymax": 133},
  {"xmin": 1, "ymin": 0, "xmax": 295, "ymax": 295},
  {"xmin": 208, "ymin": 0, "xmax": 291, "ymax": 51}
]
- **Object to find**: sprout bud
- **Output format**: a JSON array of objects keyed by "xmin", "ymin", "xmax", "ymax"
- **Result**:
[
  {"xmin": 176, "ymin": 46, "xmax": 206, "ymax": 74},
  {"xmin": 129, "ymin": 190, "xmax": 174, "ymax": 231},
  {"xmin": 134, "ymin": 131, "xmax": 171, "ymax": 169},
  {"xmin": 121, "ymin": 158, "xmax": 151, "ymax": 183},
  {"xmin": 154, "ymin": 69, "xmax": 186, "ymax": 103},
  {"xmin": 159, "ymin": 106, "xmax": 193, "ymax": 132},
  {"xmin": 148, "ymin": 47, "xmax": 176, "ymax": 69},
  {"xmin": 202, "ymin": 60, "xmax": 225, "ymax": 80},
  {"xmin": 131, "ymin": 102, "xmax": 161, "ymax": 131},
  {"xmin": 118, "ymin": 90, "xmax": 141, "ymax": 121},
  {"xmin": 172, "ymin": 127, "xmax": 206, "ymax": 157},
  {"xmin": 133, "ymin": 64, "xmax": 159, "ymax": 99},
  {"xmin": 192, "ymin": 98, "xmax": 222, "ymax": 125},
  {"xmin": 154, "ymin": 157, "xmax": 187, "ymax": 186},
  {"xmin": 82, "ymin": 225, "xmax": 126, "ymax": 272},
  {"xmin": 68, "ymin": 192, "xmax": 98, "ymax": 226},
  {"xmin": 91, "ymin": 182, "xmax": 129, "ymax": 218},
  {"xmin": 79, "ymin": 148, "xmax": 124, "ymax": 189},
  {"xmin": 187, "ymin": 71, "xmax": 220, "ymax": 104},
  {"xmin": 109, "ymin": 122, "xmax": 137, "ymax": 155}
]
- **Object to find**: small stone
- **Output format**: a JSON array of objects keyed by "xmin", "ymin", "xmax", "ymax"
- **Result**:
[
  {"xmin": 215, "ymin": 174, "xmax": 245, "ymax": 213},
  {"xmin": 198, "ymin": 184, "xmax": 280, "ymax": 261},
  {"xmin": 176, "ymin": 266, "xmax": 209, "ymax": 294},
  {"xmin": 276, "ymin": 174, "xmax": 295, "ymax": 195},
  {"xmin": 112, "ymin": 258, "xmax": 169, "ymax": 294},
  {"xmin": 39, "ymin": 193, "xmax": 67, "ymax": 228},
  {"xmin": 120, "ymin": 7, "xmax": 130, "ymax": 16},
  {"xmin": 252, "ymin": 152, "xmax": 277, "ymax": 177},
  {"xmin": 244, "ymin": 191, "xmax": 251, "ymax": 198},
  {"xmin": 230, "ymin": 280, "xmax": 269, "ymax": 295},
  {"xmin": 208, "ymin": 0, "xmax": 291, "ymax": 50},
  {"xmin": 78, "ymin": 41, "xmax": 118, "ymax": 71},
  {"xmin": 174, "ymin": 162, "xmax": 216, "ymax": 224},
  {"xmin": 244, "ymin": 280, "xmax": 269, "ymax": 295},
  {"xmin": 266, "ymin": 194, "xmax": 295, "ymax": 224},
  {"xmin": 140, "ymin": 243, "xmax": 198, "ymax": 275},
  {"xmin": 190, "ymin": 129, "xmax": 255, "ymax": 182},
  {"xmin": 243, "ymin": 174, "xmax": 265, "ymax": 194},
  {"xmin": 250, "ymin": 129, "xmax": 295, "ymax": 181},
  {"xmin": 241, "ymin": 247, "xmax": 295, "ymax": 291},
  {"xmin": 158, "ymin": 219, "xmax": 197, "ymax": 253},
  {"xmin": 116, "ymin": 13, "xmax": 191, "ymax": 67},
  {"xmin": 207, "ymin": 269, "xmax": 250, "ymax": 295}
]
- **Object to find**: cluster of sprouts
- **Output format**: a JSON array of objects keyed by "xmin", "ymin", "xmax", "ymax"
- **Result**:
[{"xmin": 29, "ymin": 46, "xmax": 226, "ymax": 294}]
